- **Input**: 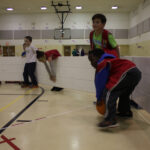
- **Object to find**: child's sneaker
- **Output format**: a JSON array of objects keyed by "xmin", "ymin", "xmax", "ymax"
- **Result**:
[
  {"xmin": 51, "ymin": 87, "xmax": 63, "ymax": 92},
  {"xmin": 55, "ymin": 87, "xmax": 63, "ymax": 91},
  {"xmin": 98, "ymin": 119, "xmax": 119, "ymax": 129},
  {"xmin": 51, "ymin": 87, "xmax": 57, "ymax": 91},
  {"xmin": 117, "ymin": 111, "xmax": 133, "ymax": 118}
]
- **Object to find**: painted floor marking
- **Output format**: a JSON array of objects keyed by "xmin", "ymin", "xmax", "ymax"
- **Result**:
[{"xmin": 0, "ymin": 135, "xmax": 20, "ymax": 150}]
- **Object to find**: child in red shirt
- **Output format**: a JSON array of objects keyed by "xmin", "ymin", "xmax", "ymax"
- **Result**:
[
  {"xmin": 88, "ymin": 49, "xmax": 141, "ymax": 128},
  {"xmin": 36, "ymin": 49, "xmax": 63, "ymax": 91}
]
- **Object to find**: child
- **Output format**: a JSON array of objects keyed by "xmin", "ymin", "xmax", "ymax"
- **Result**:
[
  {"xmin": 81, "ymin": 48, "xmax": 85, "ymax": 56},
  {"xmin": 21, "ymin": 36, "xmax": 38, "ymax": 88},
  {"xmin": 90, "ymin": 14, "xmax": 120, "ymax": 57},
  {"xmin": 36, "ymin": 49, "xmax": 63, "ymax": 92},
  {"xmin": 88, "ymin": 49, "xmax": 141, "ymax": 128},
  {"xmin": 72, "ymin": 49, "xmax": 79, "ymax": 56}
]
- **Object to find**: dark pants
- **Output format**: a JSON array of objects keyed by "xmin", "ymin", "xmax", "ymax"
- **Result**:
[
  {"xmin": 103, "ymin": 67, "xmax": 142, "ymax": 121},
  {"xmin": 23, "ymin": 62, "xmax": 38, "ymax": 86}
]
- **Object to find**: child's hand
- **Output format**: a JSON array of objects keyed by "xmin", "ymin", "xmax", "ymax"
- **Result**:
[
  {"xmin": 50, "ymin": 75, "xmax": 56, "ymax": 82},
  {"xmin": 96, "ymin": 101, "xmax": 100, "ymax": 106},
  {"xmin": 48, "ymin": 56, "xmax": 52, "ymax": 62},
  {"xmin": 21, "ymin": 51, "xmax": 26, "ymax": 57},
  {"xmin": 96, "ymin": 99, "xmax": 104, "ymax": 106},
  {"xmin": 23, "ymin": 43, "xmax": 26, "ymax": 50},
  {"xmin": 96, "ymin": 99, "xmax": 106, "ymax": 115}
]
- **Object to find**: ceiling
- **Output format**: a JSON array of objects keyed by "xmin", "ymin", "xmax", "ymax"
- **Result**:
[{"xmin": 0, "ymin": 0, "xmax": 143, "ymax": 14}]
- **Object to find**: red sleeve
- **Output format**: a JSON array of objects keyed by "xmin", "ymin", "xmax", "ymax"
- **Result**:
[{"xmin": 45, "ymin": 49, "xmax": 61, "ymax": 60}]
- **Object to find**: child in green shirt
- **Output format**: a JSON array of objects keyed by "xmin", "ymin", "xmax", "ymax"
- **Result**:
[{"xmin": 90, "ymin": 14, "xmax": 120, "ymax": 57}]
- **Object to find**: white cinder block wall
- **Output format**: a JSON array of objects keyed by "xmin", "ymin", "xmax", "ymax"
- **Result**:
[
  {"xmin": 129, "ymin": 0, "xmax": 150, "ymax": 27},
  {"xmin": 0, "ymin": 57, "xmax": 95, "ymax": 92},
  {"xmin": 0, "ymin": 56, "xmax": 150, "ymax": 113},
  {"xmin": 129, "ymin": 0, "xmax": 150, "ymax": 43}
]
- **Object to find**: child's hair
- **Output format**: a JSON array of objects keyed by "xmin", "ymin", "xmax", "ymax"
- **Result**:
[
  {"xmin": 92, "ymin": 14, "xmax": 107, "ymax": 24},
  {"xmin": 88, "ymin": 49, "xmax": 104, "ymax": 58},
  {"xmin": 36, "ymin": 50, "xmax": 45, "ymax": 59},
  {"xmin": 25, "ymin": 36, "xmax": 32, "ymax": 42}
]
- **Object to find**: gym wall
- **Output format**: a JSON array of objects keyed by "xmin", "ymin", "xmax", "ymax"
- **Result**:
[
  {"xmin": 0, "ymin": 56, "xmax": 149, "ymax": 113},
  {"xmin": 0, "ymin": 13, "xmax": 129, "ymax": 56},
  {"xmin": 129, "ymin": 0, "xmax": 150, "ymax": 56},
  {"xmin": 1, "ymin": 1, "xmax": 150, "ymax": 57}
]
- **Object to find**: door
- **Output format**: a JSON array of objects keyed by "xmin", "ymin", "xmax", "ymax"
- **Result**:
[
  {"xmin": 64, "ymin": 46, "xmax": 71, "ymax": 56},
  {"xmin": 3, "ymin": 46, "xmax": 15, "ymax": 56}
]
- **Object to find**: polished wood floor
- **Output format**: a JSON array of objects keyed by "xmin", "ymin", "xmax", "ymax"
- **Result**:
[{"xmin": 0, "ymin": 84, "xmax": 150, "ymax": 150}]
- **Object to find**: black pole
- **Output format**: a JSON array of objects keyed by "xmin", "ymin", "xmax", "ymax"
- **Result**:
[
  {"xmin": 62, "ymin": 13, "xmax": 64, "ymax": 38},
  {"xmin": 62, "ymin": 13, "xmax": 64, "ymax": 30}
]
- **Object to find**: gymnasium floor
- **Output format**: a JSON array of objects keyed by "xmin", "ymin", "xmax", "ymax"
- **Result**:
[{"xmin": 0, "ymin": 84, "xmax": 150, "ymax": 150}]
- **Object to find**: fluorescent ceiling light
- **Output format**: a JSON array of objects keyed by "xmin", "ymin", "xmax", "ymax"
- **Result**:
[
  {"xmin": 75, "ymin": 6, "xmax": 82, "ymax": 10},
  {"xmin": 6, "ymin": 8, "xmax": 14, "ymax": 11},
  {"xmin": 112, "ymin": 6, "xmax": 118, "ymax": 10},
  {"xmin": 41, "ymin": 7, "xmax": 47, "ymax": 10}
]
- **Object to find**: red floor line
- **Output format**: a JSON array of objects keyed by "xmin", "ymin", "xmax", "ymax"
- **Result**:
[
  {"xmin": 35, "ymin": 117, "xmax": 46, "ymax": 120},
  {"xmin": 0, "ymin": 138, "xmax": 15, "ymax": 144},
  {"xmin": 12, "ymin": 122, "xmax": 25, "ymax": 127}
]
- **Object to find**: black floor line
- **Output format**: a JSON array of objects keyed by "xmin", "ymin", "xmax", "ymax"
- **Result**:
[
  {"xmin": 0, "ymin": 94, "xmax": 39, "ymax": 96},
  {"xmin": 16, "ymin": 120, "xmax": 32, "ymax": 122},
  {"xmin": 0, "ymin": 87, "xmax": 44, "ymax": 134}
]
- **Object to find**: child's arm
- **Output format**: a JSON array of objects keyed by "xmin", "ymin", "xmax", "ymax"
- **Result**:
[
  {"xmin": 49, "ymin": 60, "xmax": 56, "ymax": 82},
  {"xmin": 95, "ymin": 64, "xmax": 110, "ymax": 103},
  {"xmin": 31, "ymin": 46, "xmax": 38, "ymax": 54},
  {"xmin": 44, "ymin": 61, "xmax": 56, "ymax": 82},
  {"xmin": 22, "ymin": 43, "xmax": 26, "ymax": 57},
  {"xmin": 108, "ymin": 34, "xmax": 120, "ymax": 57},
  {"xmin": 114, "ymin": 45, "xmax": 120, "ymax": 58},
  {"xmin": 44, "ymin": 61, "xmax": 52, "ymax": 78},
  {"xmin": 23, "ymin": 43, "xmax": 26, "ymax": 51},
  {"xmin": 47, "ymin": 56, "xmax": 52, "ymax": 62}
]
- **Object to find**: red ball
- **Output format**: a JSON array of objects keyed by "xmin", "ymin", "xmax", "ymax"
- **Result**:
[{"xmin": 96, "ymin": 99, "xmax": 106, "ymax": 115}]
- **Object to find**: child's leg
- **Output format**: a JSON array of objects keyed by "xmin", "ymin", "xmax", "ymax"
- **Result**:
[
  {"xmin": 99, "ymin": 68, "xmax": 141, "ymax": 128},
  {"xmin": 118, "ymin": 67, "xmax": 142, "ymax": 114},
  {"xmin": 28, "ymin": 62, "xmax": 38, "ymax": 86},
  {"xmin": 99, "ymin": 81, "xmax": 128, "ymax": 128},
  {"xmin": 104, "ymin": 89, "xmax": 120, "ymax": 121},
  {"xmin": 98, "ymin": 88, "xmax": 120, "ymax": 128},
  {"xmin": 49, "ymin": 61, "xmax": 63, "ymax": 91},
  {"xmin": 23, "ymin": 63, "xmax": 29, "ymax": 85},
  {"xmin": 118, "ymin": 94, "xmax": 131, "ymax": 114}
]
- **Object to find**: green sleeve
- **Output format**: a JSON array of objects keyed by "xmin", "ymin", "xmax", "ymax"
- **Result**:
[{"xmin": 108, "ymin": 34, "xmax": 117, "ymax": 48}]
